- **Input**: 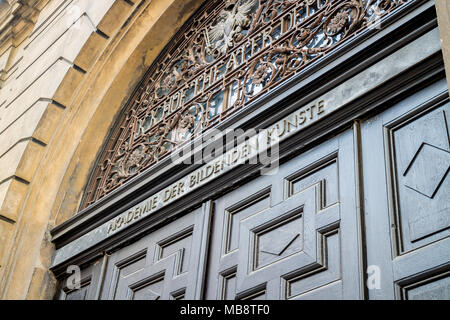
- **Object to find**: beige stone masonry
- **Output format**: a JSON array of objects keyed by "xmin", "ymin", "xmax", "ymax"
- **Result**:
[
  {"xmin": 0, "ymin": 1, "xmax": 50, "ymax": 88},
  {"xmin": 436, "ymin": 0, "xmax": 450, "ymax": 89},
  {"xmin": 0, "ymin": 218, "xmax": 15, "ymax": 277},
  {"xmin": 0, "ymin": 0, "xmax": 203, "ymax": 299},
  {"xmin": 0, "ymin": 177, "xmax": 29, "ymax": 222},
  {"xmin": 0, "ymin": 60, "xmax": 74, "ymax": 134},
  {"xmin": 0, "ymin": 101, "xmax": 62, "ymax": 157}
]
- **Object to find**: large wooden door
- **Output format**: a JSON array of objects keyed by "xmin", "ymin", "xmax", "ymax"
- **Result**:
[
  {"xmin": 204, "ymin": 130, "xmax": 363, "ymax": 299},
  {"xmin": 91, "ymin": 129, "xmax": 363, "ymax": 300},
  {"xmin": 361, "ymin": 79, "xmax": 450, "ymax": 300},
  {"xmin": 56, "ymin": 82, "xmax": 449, "ymax": 300}
]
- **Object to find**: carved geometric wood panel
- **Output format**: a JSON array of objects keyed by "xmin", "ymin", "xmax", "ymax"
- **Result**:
[
  {"xmin": 236, "ymin": 184, "xmax": 341, "ymax": 300},
  {"xmin": 99, "ymin": 206, "xmax": 210, "ymax": 300},
  {"xmin": 284, "ymin": 229, "xmax": 341, "ymax": 299},
  {"xmin": 362, "ymin": 79, "xmax": 450, "ymax": 300},
  {"xmin": 205, "ymin": 133, "xmax": 361, "ymax": 299},
  {"xmin": 400, "ymin": 270, "xmax": 450, "ymax": 300},
  {"xmin": 387, "ymin": 102, "xmax": 450, "ymax": 254},
  {"xmin": 57, "ymin": 257, "xmax": 104, "ymax": 300},
  {"xmin": 60, "ymin": 277, "xmax": 91, "ymax": 300},
  {"xmin": 254, "ymin": 211, "xmax": 303, "ymax": 270}
]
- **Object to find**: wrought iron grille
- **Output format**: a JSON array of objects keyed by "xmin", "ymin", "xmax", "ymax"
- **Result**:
[{"xmin": 82, "ymin": 0, "xmax": 407, "ymax": 209}]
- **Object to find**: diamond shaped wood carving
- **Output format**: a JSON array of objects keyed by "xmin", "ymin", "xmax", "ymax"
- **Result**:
[{"xmin": 403, "ymin": 143, "xmax": 450, "ymax": 199}]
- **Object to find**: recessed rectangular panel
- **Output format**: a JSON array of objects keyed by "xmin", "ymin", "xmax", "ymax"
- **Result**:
[
  {"xmin": 64, "ymin": 281, "xmax": 90, "ymax": 300},
  {"xmin": 403, "ymin": 272, "xmax": 450, "ymax": 300},
  {"xmin": 388, "ymin": 104, "xmax": 450, "ymax": 253},
  {"xmin": 157, "ymin": 229, "xmax": 193, "ymax": 274},
  {"xmin": 221, "ymin": 272, "xmax": 237, "ymax": 300},
  {"xmin": 225, "ymin": 192, "xmax": 271, "ymax": 254},
  {"xmin": 120, "ymin": 254, "xmax": 146, "ymax": 278},
  {"xmin": 288, "ymin": 158, "xmax": 338, "ymax": 207},
  {"xmin": 171, "ymin": 288, "xmax": 186, "ymax": 300},
  {"xmin": 132, "ymin": 276, "xmax": 165, "ymax": 300},
  {"xmin": 285, "ymin": 229, "xmax": 341, "ymax": 299},
  {"xmin": 244, "ymin": 291, "xmax": 266, "ymax": 300}
]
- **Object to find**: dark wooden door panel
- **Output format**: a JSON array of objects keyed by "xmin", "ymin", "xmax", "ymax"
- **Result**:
[
  {"xmin": 58, "ymin": 80, "xmax": 449, "ymax": 300},
  {"xmin": 99, "ymin": 204, "xmax": 211, "ymax": 300},
  {"xmin": 204, "ymin": 130, "xmax": 362, "ymax": 299},
  {"xmin": 57, "ymin": 257, "xmax": 104, "ymax": 300},
  {"xmin": 387, "ymin": 100, "xmax": 450, "ymax": 254},
  {"xmin": 362, "ymin": 78, "xmax": 450, "ymax": 300}
]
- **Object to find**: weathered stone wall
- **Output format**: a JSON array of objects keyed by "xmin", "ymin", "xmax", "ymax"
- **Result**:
[
  {"xmin": 0, "ymin": 0, "xmax": 203, "ymax": 299},
  {"xmin": 436, "ymin": 0, "xmax": 450, "ymax": 89},
  {"xmin": 0, "ymin": 0, "xmax": 448, "ymax": 300}
]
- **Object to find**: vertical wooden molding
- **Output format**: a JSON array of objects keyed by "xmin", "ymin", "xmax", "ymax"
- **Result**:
[
  {"xmin": 353, "ymin": 120, "xmax": 368, "ymax": 300},
  {"xmin": 194, "ymin": 200, "xmax": 213, "ymax": 300},
  {"xmin": 94, "ymin": 254, "xmax": 109, "ymax": 300}
]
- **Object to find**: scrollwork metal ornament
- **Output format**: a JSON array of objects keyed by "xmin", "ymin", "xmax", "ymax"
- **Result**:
[{"xmin": 82, "ymin": 0, "xmax": 407, "ymax": 208}]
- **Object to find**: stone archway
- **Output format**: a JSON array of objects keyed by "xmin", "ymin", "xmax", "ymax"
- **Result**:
[{"xmin": 0, "ymin": 0, "xmax": 204, "ymax": 299}]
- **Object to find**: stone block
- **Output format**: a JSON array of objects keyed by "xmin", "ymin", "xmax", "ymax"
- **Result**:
[
  {"xmin": 11, "ymin": 15, "xmax": 94, "ymax": 100},
  {"xmin": 0, "ymin": 139, "xmax": 45, "ymax": 183},
  {"xmin": 73, "ymin": 30, "xmax": 108, "ymax": 72},
  {"xmin": 0, "ymin": 141, "xmax": 28, "ymax": 182},
  {"xmin": 0, "ymin": 59, "xmax": 72, "ymax": 119},
  {"xmin": 0, "ymin": 101, "xmax": 63, "ymax": 159},
  {"xmin": 0, "ymin": 218, "xmax": 15, "ymax": 276},
  {"xmin": 95, "ymin": 0, "xmax": 134, "ymax": 37},
  {"xmin": 0, "ymin": 178, "xmax": 28, "ymax": 222},
  {"xmin": 32, "ymin": 0, "xmax": 70, "ymax": 36}
]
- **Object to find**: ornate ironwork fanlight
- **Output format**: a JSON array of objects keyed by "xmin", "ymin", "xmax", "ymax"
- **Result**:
[{"xmin": 82, "ymin": 0, "xmax": 407, "ymax": 208}]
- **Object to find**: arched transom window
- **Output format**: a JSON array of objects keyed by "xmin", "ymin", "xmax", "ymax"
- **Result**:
[{"xmin": 82, "ymin": 0, "xmax": 406, "ymax": 208}]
